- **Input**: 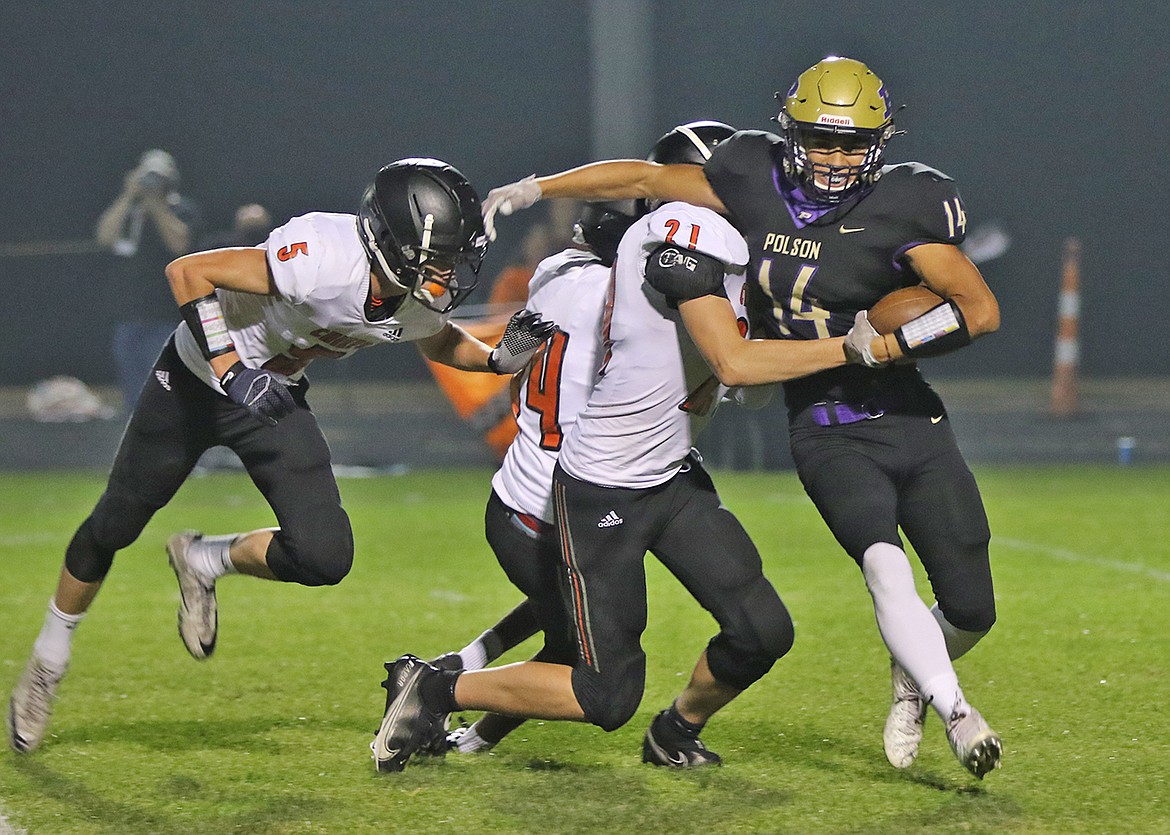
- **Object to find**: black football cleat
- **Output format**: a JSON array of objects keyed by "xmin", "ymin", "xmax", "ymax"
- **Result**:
[
  {"xmin": 428, "ymin": 652, "xmax": 465, "ymax": 672},
  {"xmin": 642, "ymin": 709, "xmax": 723, "ymax": 767},
  {"xmin": 371, "ymin": 655, "xmax": 448, "ymax": 772}
]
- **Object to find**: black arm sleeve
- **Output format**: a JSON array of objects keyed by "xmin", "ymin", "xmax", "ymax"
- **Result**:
[
  {"xmin": 643, "ymin": 243, "xmax": 726, "ymax": 303},
  {"xmin": 893, "ymin": 299, "xmax": 972, "ymax": 358}
]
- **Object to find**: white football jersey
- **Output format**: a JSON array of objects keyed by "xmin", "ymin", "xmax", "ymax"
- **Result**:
[
  {"xmin": 491, "ymin": 248, "xmax": 610, "ymax": 522},
  {"xmin": 558, "ymin": 202, "xmax": 750, "ymax": 489},
  {"xmin": 175, "ymin": 212, "xmax": 448, "ymax": 391}
]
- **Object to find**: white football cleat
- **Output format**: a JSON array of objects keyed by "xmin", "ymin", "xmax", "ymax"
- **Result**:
[
  {"xmin": 946, "ymin": 706, "xmax": 1003, "ymax": 779},
  {"xmin": 8, "ymin": 655, "xmax": 66, "ymax": 753},
  {"xmin": 167, "ymin": 531, "xmax": 218, "ymax": 660},
  {"xmin": 884, "ymin": 660, "xmax": 928, "ymax": 768}
]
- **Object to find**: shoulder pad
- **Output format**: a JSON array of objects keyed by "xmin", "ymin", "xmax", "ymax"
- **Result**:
[
  {"xmin": 265, "ymin": 214, "xmax": 329, "ymax": 304},
  {"xmin": 643, "ymin": 242, "xmax": 726, "ymax": 303},
  {"xmin": 643, "ymin": 204, "xmax": 748, "ymax": 266},
  {"xmin": 876, "ymin": 164, "xmax": 967, "ymax": 246},
  {"xmin": 706, "ymin": 130, "xmax": 781, "ymax": 174},
  {"xmin": 527, "ymin": 248, "xmax": 604, "ymax": 296}
]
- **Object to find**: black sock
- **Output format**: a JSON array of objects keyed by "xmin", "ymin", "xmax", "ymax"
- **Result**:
[
  {"xmin": 420, "ymin": 670, "xmax": 461, "ymax": 714},
  {"xmin": 480, "ymin": 630, "xmax": 505, "ymax": 664},
  {"xmin": 665, "ymin": 702, "xmax": 705, "ymax": 736}
]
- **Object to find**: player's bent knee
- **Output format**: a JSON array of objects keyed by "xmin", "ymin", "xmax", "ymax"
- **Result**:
[
  {"xmin": 707, "ymin": 635, "xmax": 788, "ymax": 690},
  {"xmin": 64, "ymin": 517, "xmax": 116, "ymax": 583},
  {"xmin": 267, "ymin": 513, "xmax": 354, "ymax": 586},
  {"xmin": 573, "ymin": 662, "xmax": 646, "ymax": 732},
  {"xmin": 65, "ymin": 485, "xmax": 164, "ymax": 582},
  {"xmin": 941, "ymin": 600, "xmax": 997, "ymax": 634},
  {"xmin": 707, "ymin": 582, "xmax": 795, "ymax": 689}
]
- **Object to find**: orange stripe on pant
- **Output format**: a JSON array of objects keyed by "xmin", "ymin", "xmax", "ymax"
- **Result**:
[{"xmin": 554, "ymin": 478, "xmax": 596, "ymax": 671}]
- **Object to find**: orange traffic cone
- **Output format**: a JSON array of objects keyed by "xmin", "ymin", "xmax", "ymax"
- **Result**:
[{"xmin": 1051, "ymin": 238, "xmax": 1081, "ymax": 417}]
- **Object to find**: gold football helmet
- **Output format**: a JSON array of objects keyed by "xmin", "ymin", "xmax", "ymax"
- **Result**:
[{"xmin": 778, "ymin": 56, "xmax": 897, "ymax": 204}]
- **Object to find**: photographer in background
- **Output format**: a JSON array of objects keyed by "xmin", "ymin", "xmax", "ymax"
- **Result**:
[
  {"xmin": 96, "ymin": 149, "xmax": 203, "ymax": 411},
  {"xmin": 199, "ymin": 202, "xmax": 273, "ymax": 251}
]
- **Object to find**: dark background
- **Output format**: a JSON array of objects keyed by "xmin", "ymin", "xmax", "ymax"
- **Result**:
[{"xmin": 2, "ymin": 1, "xmax": 1165, "ymax": 385}]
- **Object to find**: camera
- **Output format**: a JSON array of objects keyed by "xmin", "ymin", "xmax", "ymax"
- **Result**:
[{"xmin": 136, "ymin": 169, "xmax": 171, "ymax": 194}]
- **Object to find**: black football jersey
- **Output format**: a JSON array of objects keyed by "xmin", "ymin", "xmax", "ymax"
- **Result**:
[{"xmin": 704, "ymin": 130, "xmax": 967, "ymax": 415}]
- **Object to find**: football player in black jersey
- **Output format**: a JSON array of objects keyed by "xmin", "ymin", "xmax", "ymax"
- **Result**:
[{"xmin": 481, "ymin": 56, "xmax": 1003, "ymax": 779}]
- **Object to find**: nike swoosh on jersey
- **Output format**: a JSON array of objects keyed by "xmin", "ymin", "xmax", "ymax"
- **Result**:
[
  {"xmin": 839, "ymin": 225, "xmax": 866, "ymax": 234},
  {"xmin": 931, "ymin": 415, "xmax": 944, "ymax": 424}
]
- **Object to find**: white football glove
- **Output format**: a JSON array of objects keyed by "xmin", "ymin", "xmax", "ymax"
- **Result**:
[
  {"xmin": 487, "ymin": 309, "xmax": 559, "ymax": 374},
  {"xmin": 843, "ymin": 310, "xmax": 887, "ymax": 368},
  {"xmin": 482, "ymin": 175, "xmax": 542, "ymax": 240}
]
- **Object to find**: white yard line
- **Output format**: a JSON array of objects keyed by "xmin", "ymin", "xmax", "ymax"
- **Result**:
[
  {"xmin": 0, "ymin": 532, "xmax": 62, "ymax": 547},
  {"xmin": 996, "ymin": 537, "xmax": 1170, "ymax": 583},
  {"xmin": 0, "ymin": 805, "xmax": 27, "ymax": 835}
]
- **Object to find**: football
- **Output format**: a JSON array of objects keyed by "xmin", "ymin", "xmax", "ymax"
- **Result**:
[{"xmin": 867, "ymin": 285, "xmax": 944, "ymax": 334}]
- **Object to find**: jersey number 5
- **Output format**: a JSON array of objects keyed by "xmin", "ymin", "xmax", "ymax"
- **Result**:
[
  {"xmin": 525, "ymin": 329, "xmax": 570, "ymax": 450},
  {"xmin": 277, "ymin": 242, "xmax": 308, "ymax": 262}
]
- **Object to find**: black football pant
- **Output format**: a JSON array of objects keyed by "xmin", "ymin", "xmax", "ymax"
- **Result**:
[
  {"xmin": 64, "ymin": 338, "xmax": 353, "ymax": 587},
  {"xmin": 552, "ymin": 458, "xmax": 794, "ymax": 732},
  {"xmin": 789, "ymin": 410, "xmax": 995, "ymax": 632},
  {"xmin": 483, "ymin": 490, "xmax": 573, "ymax": 664}
]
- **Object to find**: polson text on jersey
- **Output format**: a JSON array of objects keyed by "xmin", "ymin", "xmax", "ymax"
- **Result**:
[{"xmin": 762, "ymin": 234, "xmax": 821, "ymax": 260}]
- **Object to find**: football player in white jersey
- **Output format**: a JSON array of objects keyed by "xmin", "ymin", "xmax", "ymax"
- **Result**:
[
  {"xmin": 372, "ymin": 125, "xmax": 889, "ymax": 772},
  {"xmin": 7, "ymin": 158, "xmax": 556, "ymax": 755},
  {"xmin": 402, "ymin": 200, "xmax": 644, "ymax": 756}
]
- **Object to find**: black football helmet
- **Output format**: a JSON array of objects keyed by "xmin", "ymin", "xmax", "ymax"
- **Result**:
[
  {"xmin": 640, "ymin": 120, "xmax": 736, "ymax": 213},
  {"xmin": 357, "ymin": 158, "xmax": 488, "ymax": 314},
  {"xmin": 647, "ymin": 120, "xmax": 737, "ymax": 166},
  {"xmin": 572, "ymin": 200, "xmax": 640, "ymax": 267}
]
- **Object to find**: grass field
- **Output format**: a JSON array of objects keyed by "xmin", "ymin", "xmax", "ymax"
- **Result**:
[{"xmin": 1, "ymin": 465, "xmax": 1168, "ymax": 834}]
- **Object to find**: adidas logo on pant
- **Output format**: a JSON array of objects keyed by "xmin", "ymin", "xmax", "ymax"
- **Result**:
[{"xmin": 597, "ymin": 510, "xmax": 624, "ymax": 528}]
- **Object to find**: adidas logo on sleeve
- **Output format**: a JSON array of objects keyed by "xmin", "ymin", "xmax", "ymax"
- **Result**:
[{"xmin": 597, "ymin": 510, "xmax": 624, "ymax": 528}]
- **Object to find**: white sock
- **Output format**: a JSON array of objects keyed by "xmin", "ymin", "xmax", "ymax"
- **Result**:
[
  {"xmin": 930, "ymin": 603, "xmax": 988, "ymax": 661},
  {"xmin": 862, "ymin": 543, "xmax": 969, "ymax": 720},
  {"xmin": 188, "ymin": 534, "xmax": 239, "ymax": 584},
  {"xmin": 458, "ymin": 639, "xmax": 489, "ymax": 672},
  {"xmin": 32, "ymin": 598, "xmax": 84, "ymax": 672},
  {"xmin": 454, "ymin": 724, "xmax": 493, "ymax": 753}
]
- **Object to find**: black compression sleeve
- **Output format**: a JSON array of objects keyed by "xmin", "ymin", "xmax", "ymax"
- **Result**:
[
  {"xmin": 893, "ymin": 299, "xmax": 972, "ymax": 358},
  {"xmin": 180, "ymin": 292, "xmax": 235, "ymax": 359}
]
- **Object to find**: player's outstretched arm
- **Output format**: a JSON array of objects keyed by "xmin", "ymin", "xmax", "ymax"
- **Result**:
[
  {"xmin": 482, "ymin": 162, "xmax": 724, "ymax": 239},
  {"xmin": 416, "ymin": 322, "xmax": 494, "ymax": 371},
  {"xmin": 417, "ymin": 311, "xmax": 557, "ymax": 374},
  {"xmin": 680, "ymin": 295, "xmax": 855, "ymax": 386}
]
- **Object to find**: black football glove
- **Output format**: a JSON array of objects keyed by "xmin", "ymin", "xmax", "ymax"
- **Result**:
[
  {"xmin": 220, "ymin": 361, "xmax": 296, "ymax": 426},
  {"xmin": 487, "ymin": 309, "xmax": 559, "ymax": 374}
]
